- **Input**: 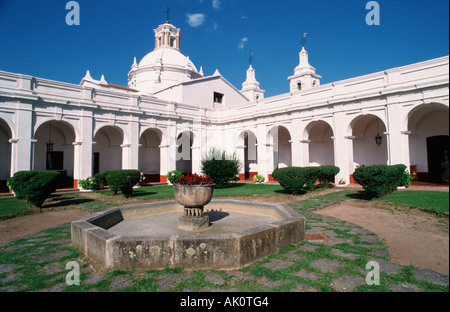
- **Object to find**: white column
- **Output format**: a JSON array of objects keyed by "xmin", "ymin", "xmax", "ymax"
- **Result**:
[
  {"xmin": 333, "ymin": 111, "xmax": 352, "ymax": 185},
  {"xmin": 73, "ymin": 113, "xmax": 93, "ymax": 188},
  {"xmin": 14, "ymin": 106, "xmax": 34, "ymax": 172},
  {"xmin": 256, "ymin": 124, "xmax": 271, "ymax": 181},
  {"xmin": 290, "ymin": 119, "xmax": 304, "ymax": 167},
  {"xmin": 386, "ymin": 103, "xmax": 409, "ymax": 166}
]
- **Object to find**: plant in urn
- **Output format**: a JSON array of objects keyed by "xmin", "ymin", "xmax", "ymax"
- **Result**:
[{"xmin": 173, "ymin": 173, "xmax": 215, "ymax": 231}]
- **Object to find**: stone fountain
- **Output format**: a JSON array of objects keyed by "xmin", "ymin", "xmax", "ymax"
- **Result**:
[{"xmin": 71, "ymin": 192, "xmax": 305, "ymax": 271}]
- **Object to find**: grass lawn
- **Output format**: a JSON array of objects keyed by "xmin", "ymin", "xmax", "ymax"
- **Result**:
[
  {"xmin": 0, "ymin": 184, "xmax": 448, "ymax": 219},
  {"xmin": 0, "ymin": 197, "xmax": 33, "ymax": 219},
  {"xmin": 101, "ymin": 183, "xmax": 287, "ymax": 199},
  {"xmin": 379, "ymin": 190, "xmax": 449, "ymax": 217}
]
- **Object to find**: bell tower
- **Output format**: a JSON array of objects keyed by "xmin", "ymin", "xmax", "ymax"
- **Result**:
[
  {"xmin": 288, "ymin": 34, "xmax": 321, "ymax": 93},
  {"xmin": 154, "ymin": 22, "xmax": 181, "ymax": 50}
]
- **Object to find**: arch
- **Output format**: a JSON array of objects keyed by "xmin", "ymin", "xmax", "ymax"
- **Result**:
[
  {"xmin": 407, "ymin": 103, "xmax": 449, "ymax": 183},
  {"xmin": 0, "ymin": 117, "xmax": 12, "ymax": 191},
  {"xmin": 237, "ymin": 130, "xmax": 258, "ymax": 180},
  {"xmin": 267, "ymin": 125, "xmax": 292, "ymax": 169},
  {"xmin": 139, "ymin": 128, "xmax": 162, "ymax": 182},
  {"xmin": 176, "ymin": 130, "xmax": 194, "ymax": 174},
  {"xmin": 33, "ymin": 120, "xmax": 76, "ymax": 188},
  {"xmin": 33, "ymin": 118, "xmax": 79, "ymax": 143},
  {"xmin": 349, "ymin": 114, "xmax": 388, "ymax": 169},
  {"xmin": 304, "ymin": 120, "xmax": 335, "ymax": 167},
  {"xmin": 93, "ymin": 125, "xmax": 124, "ymax": 174}
]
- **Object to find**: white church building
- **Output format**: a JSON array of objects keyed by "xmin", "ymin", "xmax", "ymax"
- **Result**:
[{"xmin": 0, "ymin": 20, "xmax": 449, "ymax": 191}]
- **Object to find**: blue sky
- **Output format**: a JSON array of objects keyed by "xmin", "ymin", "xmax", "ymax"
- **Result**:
[{"xmin": 0, "ymin": 0, "xmax": 448, "ymax": 97}]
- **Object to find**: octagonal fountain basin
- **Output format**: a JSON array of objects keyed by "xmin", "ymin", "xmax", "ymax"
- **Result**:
[{"xmin": 71, "ymin": 199, "xmax": 305, "ymax": 271}]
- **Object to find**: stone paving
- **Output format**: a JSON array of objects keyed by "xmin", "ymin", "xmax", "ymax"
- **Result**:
[{"xmin": 0, "ymin": 196, "xmax": 448, "ymax": 293}]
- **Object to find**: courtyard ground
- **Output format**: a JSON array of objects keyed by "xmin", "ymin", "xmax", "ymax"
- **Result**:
[{"xmin": 0, "ymin": 184, "xmax": 448, "ymax": 292}]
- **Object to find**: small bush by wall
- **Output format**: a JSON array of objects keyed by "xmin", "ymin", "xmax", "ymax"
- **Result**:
[
  {"xmin": 271, "ymin": 167, "xmax": 317, "ymax": 194},
  {"xmin": 353, "ymin": 164, "xmax": 406, "ymax": 197},
  {"xmin": 7, "ymin": 170, "xmax": 60, "ymax": 208},
  {"xmin": 201, "ymin": 148, "xmax": 242, "ymax": 188},
  {"xmin": 104, "ymin": 169, "xmax": 140, "ymax": 198}
]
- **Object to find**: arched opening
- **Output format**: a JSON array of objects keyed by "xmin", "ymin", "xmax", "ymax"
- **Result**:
[
  {"xmin": 93, "ymin": 126, "xmax": 124, "ymax": 174},
  {"xmin": 34, "ymin": 120, "xmax": 76, "ymax": 188},
  {"xmin": 408, "ymin": 104, "xmax": 449, "ymax": 183},
  {"xmin": 305, "ymin": 121, "xmax": 334, "ymax": 166},
  {"xmin": 350, "ymin": 115, "xmax": 388, "ymax": 168},
  {"xmin": 268, "ymin": 126, "xmax": 292, "ymax": 170},
  {"xmin": 176, "ymin": 131, "xmax": 193, "ymax": 174},
  {"xmin": 0, "ymin": 118, "xmax": 12, "ymax": 192},
  {"xmin": 139, "ymin": 128, "xmax": 162, "ymax": 182},
  {"xmin": 238, "ymin": 130, "xmax": 258, "ymax": 180}
]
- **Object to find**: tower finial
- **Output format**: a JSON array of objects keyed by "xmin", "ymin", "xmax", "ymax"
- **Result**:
[
  {"xmin": 301, "ymin": 33, "xmax": 308, "ymax": 48},
  {"xmin": 165, "ymin": 6, "xmax": 171, "ymax": 23},
  {"xmin": 249, "ymin": 52, "xmax": 254, "ymax": 66}
]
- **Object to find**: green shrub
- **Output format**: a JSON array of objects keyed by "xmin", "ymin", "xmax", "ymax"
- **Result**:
[
  {"xmin": 303, "ymin": 167, "xmax": 321, "ymax": 191},
  {"xmin": 78, "ymin": 176, "xmax": 99, "ymax": 190},
  {"xmin": 104, "ymin": 169, "xmax": 140, "ymax": 198},
  {"xmin": 398, "ymin": 169, "xmax": 413, "ymax": 187},
  {"xmin": 167, "ymin": 170, "xmax": 182, "ymax": 184},
  {"xmin": 353, "ymin": 164, "xmax": 406, "ymax": 198},
  {"xmin": 94, "ymin": 172, "xmax": 107, "ymax": 189},
  {"xmin": 253, "ymin": 174, "xmax": 265, "ymax": 183},
  {"xmin": 317, "ymin": 166, "xmax": 340, "ymax": 186},
  {"xmin": 7, "ymin": 170, "xmax": 60, "ymax": 208},
  {"xmin": 271, "ymin": 167, "xmax": 320, "ymax": 194},
  {"xmin": 201, "ymin": 148, "xmax": 242, "ymax": 188}
]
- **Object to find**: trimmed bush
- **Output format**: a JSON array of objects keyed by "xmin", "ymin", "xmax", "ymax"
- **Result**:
[
  {"xmin": 353, "ymin": 164, "xmax": 406, "ymax": 198},
  {"xmin": 201, "ymin": 148, "xmax": 242, "ymax": 188},
  {"xmin": 317, "ymin": 166, "xmax": 340, "ymax": 186},
  {"xmin": 94, "ymin": 172, "xmax": 107, "ymax": 190},
  {"xmin": 7, "ymin": 170, "xmax": 60, "ymax": 208},
  {"xmin": 272, "ymin": 167, "xmax": 320, "ymax": 194},
  {"xmin": 104, "ymin": 169, "xmax": 140, "ymax": 198}
]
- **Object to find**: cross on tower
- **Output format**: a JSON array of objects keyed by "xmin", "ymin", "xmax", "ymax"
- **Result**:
[
  {"xmin": 165, "ymin": 6, "xmax": 171, "ymax": 23},
  {"xmin": 249, "ymin": 52, "xmax": 254, "ymax": 66},
  {"xmin": 301, "ymin": 33, "xmax": 308, "ymax": 47}
]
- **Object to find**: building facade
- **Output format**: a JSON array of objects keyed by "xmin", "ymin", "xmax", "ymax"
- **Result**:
[{"xmin": 0, "ymin": 21, "xmax": 449, "ymax": 191}]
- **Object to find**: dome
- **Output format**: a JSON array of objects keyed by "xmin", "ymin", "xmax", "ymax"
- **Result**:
[
  {"xmin": 138, "ymin": 46, "xmax": 199, "ymax": 74},
  {"xmin": 127, "ymin": 22, "xmax": 203, "ymax": 94}
]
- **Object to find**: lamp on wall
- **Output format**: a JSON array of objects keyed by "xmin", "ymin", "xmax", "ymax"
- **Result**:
[
  {"xmin": 375, "ymin": 120, "xmax": 382, "ymax": 147},
  {"xmin": 46, "ymin": 123, "xmax": 54, "ymax": 152}
]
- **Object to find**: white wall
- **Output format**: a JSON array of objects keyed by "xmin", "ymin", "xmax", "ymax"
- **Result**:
[
  {"xmin": 139, "ymin": 129, "xmax": 161, "ymax": 174},
  {"xmin": 308, "ymin": 123, "xmax": 334, "ymax": 166},
  {"xmin": 94, "ymin": 126, "xmax": 123, "ymax": 173},
  {"xmin": 352, "ymin": 116, "xmax": 388, "ymax": 168},
  {"xmin": 409, "ymin": 106, "xmax": 449, "ymax": 172},
  {"xmin": 181, "ymin": 77, "xmax": 248, "ymax": 109}
]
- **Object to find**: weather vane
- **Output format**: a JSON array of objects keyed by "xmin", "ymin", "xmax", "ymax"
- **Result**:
[
  {"xmin": 249, "ymin": 52, "xmax": 254, "ymax": 65},
  {"xmin": 301, "ymin": 33, "xmax": 308, "ymax": 47},
  {"xmin": 165, "ymin": 6, "xmax": 171, "ymax": 23}
]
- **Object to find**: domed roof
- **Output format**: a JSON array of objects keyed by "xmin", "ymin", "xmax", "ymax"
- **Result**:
[{"xmin": 138, "ymin": 46, "xmax": 199, "ymax": 74}]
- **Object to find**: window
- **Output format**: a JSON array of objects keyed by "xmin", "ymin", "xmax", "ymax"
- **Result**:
[
  {"xmin": 297, "ymin": 82, "xmax": 302, "ymax": 90},
  {"xmin": 213, "ymin": 92, "xmax": 224, "ymax": 104}
]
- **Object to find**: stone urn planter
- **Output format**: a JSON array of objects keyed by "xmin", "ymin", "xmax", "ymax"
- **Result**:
[{"xmin": 173, "ymin": 181, "xmax": 215, "ymax": 232}]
